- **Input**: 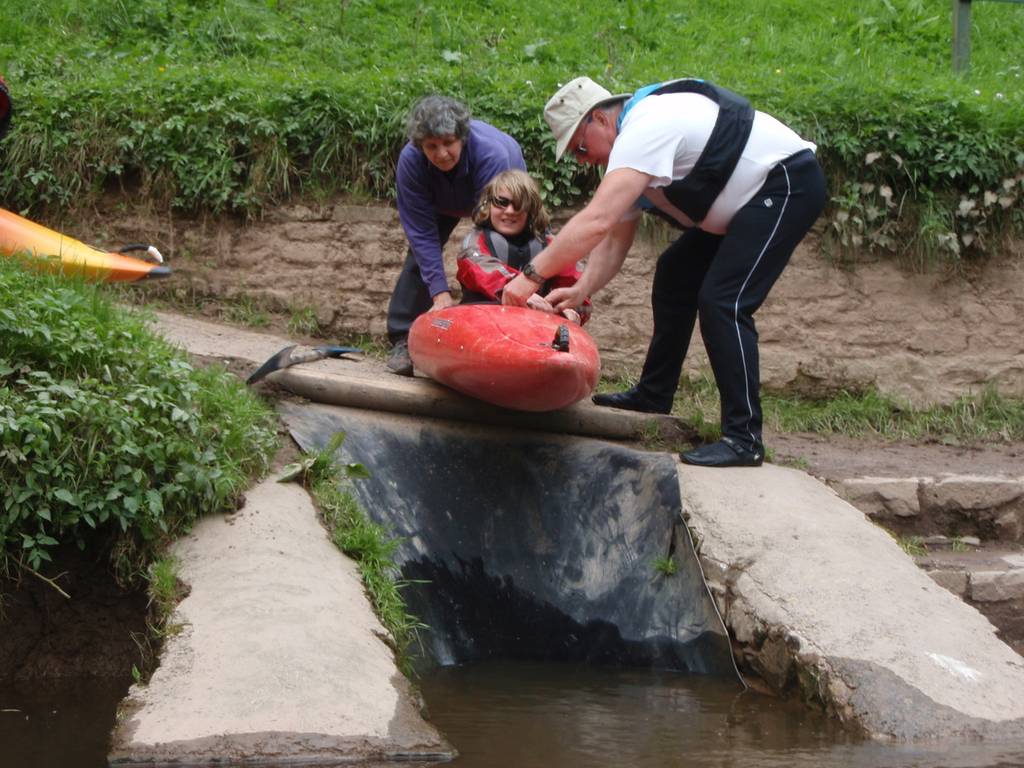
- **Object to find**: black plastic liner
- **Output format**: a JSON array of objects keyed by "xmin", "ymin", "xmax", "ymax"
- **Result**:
[{"xmin": 282, "ymin": 402, "xmax": 739, "ymax": 680}]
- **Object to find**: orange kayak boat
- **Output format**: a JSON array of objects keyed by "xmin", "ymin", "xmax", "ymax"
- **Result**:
[
  {"xmin": 408, "ymin": 304, "xmax": 600, "ymax": 412},
  {"xmin": 0, "ymin": 207, "xmax": 170, "ymax": 282}
]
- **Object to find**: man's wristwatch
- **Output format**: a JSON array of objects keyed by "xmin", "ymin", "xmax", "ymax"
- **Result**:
[{"xmin": 520, "ymin": 261, "xmax": 546, "ymax": 285}]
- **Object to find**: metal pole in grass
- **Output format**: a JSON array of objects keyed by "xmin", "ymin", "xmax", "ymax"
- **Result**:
[
  {"xmin": 953, "ymin": 0, "xmax": 972, "ymax": 73},
  {"xmin": 953, "ymin": 0, "xmax": 1024, "ymax": 73}
]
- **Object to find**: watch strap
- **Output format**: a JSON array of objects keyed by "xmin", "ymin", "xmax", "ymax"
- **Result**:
[{"xmin": 521, "ymin": 261, "xmax": 546, "ymax": 285}]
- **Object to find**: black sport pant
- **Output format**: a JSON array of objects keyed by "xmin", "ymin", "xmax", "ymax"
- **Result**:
[
  {"xmin": 635, "ymin": 149, "xmax": 827, "ymax": 449},
  {"xmin": 386, "ymin": 214, "xmax": 460, "ymax": 344}
]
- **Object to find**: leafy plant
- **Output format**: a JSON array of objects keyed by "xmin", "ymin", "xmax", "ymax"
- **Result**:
[{"xmin": 0, "ymin": 259, "xmax": 278, "ymax": 582}]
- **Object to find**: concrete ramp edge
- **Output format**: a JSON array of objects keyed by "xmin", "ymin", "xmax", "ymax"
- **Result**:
[{"xmin": 679, "ymin": 461, "xmax": 1024, "ymax": 741}]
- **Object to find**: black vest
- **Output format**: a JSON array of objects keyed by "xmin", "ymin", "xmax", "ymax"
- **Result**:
[{"xmin": 624, "ymin": 79, "xmax": 754, "ymax": 224}]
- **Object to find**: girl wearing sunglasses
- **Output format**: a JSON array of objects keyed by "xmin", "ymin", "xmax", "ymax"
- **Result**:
[{"xmin": 457, "ymin": 170, "xmax": 591, "ymax": 325}]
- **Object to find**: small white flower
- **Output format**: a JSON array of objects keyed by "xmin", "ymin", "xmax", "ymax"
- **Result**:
[
  {"xmin": 995, "ymin": 92, "xmax": 1005, "ymax": 100},
  {"xmin": 974, "ymin": 89, "xmax": 981, "ymax": 95},
  {"xmin": 865, "ymin": 151, "xmax": 882, "ymax": 165}
]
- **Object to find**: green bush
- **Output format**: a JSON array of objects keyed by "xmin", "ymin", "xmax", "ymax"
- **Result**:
[
  {"xmin": 0, "ymin": 0, "xmax": 1022, "ymax": 263},
  {"xmin": 0, "ymin": 259, "xmax": 278, "ymax": 578}
]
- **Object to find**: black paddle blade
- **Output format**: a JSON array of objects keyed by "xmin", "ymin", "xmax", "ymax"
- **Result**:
[
  {"xmin": 246, "ymin": 345, "xmax": 298, "ymax": 385},
  {"xmin": 246, "ymin": 344, "xmax": 363, "ymax": 385}
]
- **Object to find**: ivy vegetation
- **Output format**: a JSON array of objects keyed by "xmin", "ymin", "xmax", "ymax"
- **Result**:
[
  {"xmin": 0, "ymin": 259, "xmax": 278, "ymax": 584},
  {"xmin": 0, "ymin": 0, "xmax": 1021, "ymax": 267}
]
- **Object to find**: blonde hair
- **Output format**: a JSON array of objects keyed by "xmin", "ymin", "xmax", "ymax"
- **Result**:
[{"xmin": 472, "ymin": 170, "xmax": 551, "ymax": 238}]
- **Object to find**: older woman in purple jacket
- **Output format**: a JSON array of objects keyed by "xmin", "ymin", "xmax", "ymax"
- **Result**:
[{"xmin": 386, "ymin": 95, "xmax": 526, "ymax": 375}]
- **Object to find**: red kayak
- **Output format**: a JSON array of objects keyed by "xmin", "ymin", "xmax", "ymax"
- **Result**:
[{"xmin": 408, "ymin": 304, "xmax": 600, "ymax": 412}]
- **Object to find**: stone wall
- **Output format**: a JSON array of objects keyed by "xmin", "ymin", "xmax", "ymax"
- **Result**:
[{"xmin": 96, "ymin": 199, "xmax": 1024, "ymax": 407}]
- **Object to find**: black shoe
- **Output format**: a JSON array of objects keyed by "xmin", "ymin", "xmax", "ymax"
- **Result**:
[
  {"xmin": 591, "ymin": 387, "xmax": 672, "ymax": 415},
  {"xmin": 680, "ymin": 437, "xmax": 764, "ymax": 468},
  {"xmin": 386, "ymin": 339, "xmax": 413, "ymax": 377}
]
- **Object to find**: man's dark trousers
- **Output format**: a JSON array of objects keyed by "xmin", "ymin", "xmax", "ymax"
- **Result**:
[
  {"xmin": 386, "ymin": 215, "xmax": 460, "ymax": 344},
  {"xmin": 635, "ymin": 149, "xmax": 827, "ymax": 449}
]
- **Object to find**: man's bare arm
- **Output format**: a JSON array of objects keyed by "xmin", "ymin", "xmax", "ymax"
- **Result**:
[{"xmin": 502, "ymin": 168, "xmax": 651, "ymax": 306}]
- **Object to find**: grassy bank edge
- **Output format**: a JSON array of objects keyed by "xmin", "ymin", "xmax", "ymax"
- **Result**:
[{"xmin": 597, "ymin": 369, "xmax": 1024, "ymax": 449}]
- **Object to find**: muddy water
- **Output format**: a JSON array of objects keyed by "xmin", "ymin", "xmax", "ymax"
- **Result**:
[
  {"xmin": 0, "ymin": 676, "xmax": 130, "ymax": 768},
  {"xmin": 5, "ymin": 663, "xmax": 1024, "ymax": 767},
  {"xmin": 418, "ymin": 661, "xmax": 1024, "ymax": 768}
]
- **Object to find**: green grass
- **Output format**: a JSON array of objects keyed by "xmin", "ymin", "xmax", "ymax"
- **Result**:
[
  {"xmin": 145, "ymin": 554, "xmax": 183, "ymax": 626},
  {"xmin": 896, "ymin": 535, "xmax": 928, "ymax": 557},
  {"xmin": 223, "ymin": 295, "xmax": 272, "ymax": 328},
  {"xmin": 0, "ymin": 258, "xmax": 279, "ymax": 583},
  {"xmin": 651, "ymin": 556, "xmax": 678, "ymax": 577},
  {"xmin": 1, "ymin": 0, "xmax": 1022, "ymax": 264},
  {"xmin": 286, "ymin": 305, "xmax": 320, "ymax": 337},
  {"xmin": 597, "ymin": 368, "xmax": 1024, "ymax": 446},
  {"xmin": 763, "ymin": 385, "xmax": 1024, "ymax": 442}
]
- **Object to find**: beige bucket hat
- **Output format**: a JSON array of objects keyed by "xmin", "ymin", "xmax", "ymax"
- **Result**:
[{"xmin": 544, "ymin": 77, "xmax": 632, "ymax": 160}]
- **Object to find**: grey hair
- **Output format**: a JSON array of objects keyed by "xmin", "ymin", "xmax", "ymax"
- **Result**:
[{"xmin": 406, "ymin": 95, "xmax": 472, "ymax": 147}]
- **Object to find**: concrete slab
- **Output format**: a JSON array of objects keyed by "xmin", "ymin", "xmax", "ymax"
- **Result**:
[
  {"xmin": 109, "ymin": 479, "xmax": 452, "ymax": 766},
  {"xmin": 152, "ymin": 310, "xmax": 293, "ymax": 365},
  {"xmin": 679, "ymin": 462, "xmax": 1024, "ymax": 741}
]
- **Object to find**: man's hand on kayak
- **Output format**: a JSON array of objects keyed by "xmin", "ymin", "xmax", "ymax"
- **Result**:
[
  {"xmin": 526, "ymin": 294, "xmax": 554, "ymax": 314},
  {"xmin": 544, "ymin": 284, "xmax": 587, "ymax": 315},
  {"xmin": 501, "ymin": 273, "xmax": 537, "ymax": 307}
]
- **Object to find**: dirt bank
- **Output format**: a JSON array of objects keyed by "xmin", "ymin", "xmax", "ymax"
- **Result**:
[
  {"xmin": 73, "ymin": 198, "xmax": 1024, "ymax": 408},
  {"xmin": 0, "ymin": 544, "xmax": 149, "ymax": 680}
]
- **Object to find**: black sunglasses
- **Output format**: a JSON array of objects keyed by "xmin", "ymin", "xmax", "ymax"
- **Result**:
[{"xmin": 490, "ymin": 195, "xmax": 521, "ymax": 211}]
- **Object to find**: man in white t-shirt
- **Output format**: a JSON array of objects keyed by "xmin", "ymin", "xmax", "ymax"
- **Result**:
[{"xmin": 502, "ymin": 76, "xmax": 826, "ymax": 467}]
